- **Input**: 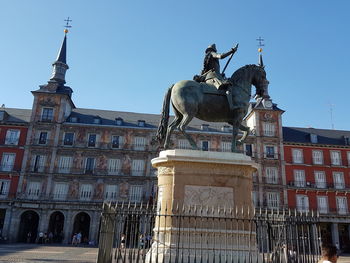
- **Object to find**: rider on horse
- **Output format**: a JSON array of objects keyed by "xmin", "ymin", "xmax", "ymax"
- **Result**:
[{"xmin": 194, "ymin": 43, "xmax": 239, "ymax": 111}]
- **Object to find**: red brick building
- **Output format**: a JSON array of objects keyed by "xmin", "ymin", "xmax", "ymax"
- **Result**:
[
  {"xmin": 0, "ymin": 109, "xmax": 29, "ymax": 240},
  {"xmin": 283, "ymin": 127, "xmax": 350, "ymax": 252}
]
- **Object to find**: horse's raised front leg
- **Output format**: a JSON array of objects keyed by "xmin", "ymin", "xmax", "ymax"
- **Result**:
[
  {"xmin": 178, "ymin": 113, "xmax": 198, "ymax": 150},
  {"xmin": 164, "ymin": 115, "xmax": 182, "ymax": 149}
]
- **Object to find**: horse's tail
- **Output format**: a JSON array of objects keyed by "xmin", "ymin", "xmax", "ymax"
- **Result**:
[{"xmin": 155, "ymin": 84, "xmax": 173, "ymax": 146}]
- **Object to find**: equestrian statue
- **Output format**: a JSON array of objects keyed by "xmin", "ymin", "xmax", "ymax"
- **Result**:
[{"xmin": 155, "ymin": 43, "xmax": 270, "ymax": 152}]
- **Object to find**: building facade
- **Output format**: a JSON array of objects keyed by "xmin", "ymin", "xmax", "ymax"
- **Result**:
[
  {"xmin": 0, "ymin": 108, "xmax": 29, "ymax": 240},
  {"xmin": 0, "ymin": 30, "xmax": 304, "ymax": 245},
  {"xmin": 284, "ymin": 127, "xmax": 350, "ymax": 252}
]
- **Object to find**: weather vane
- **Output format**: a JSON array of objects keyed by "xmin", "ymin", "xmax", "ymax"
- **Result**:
[
  {"xmin": 256, "ymin": 36, "xmax": 264, "ymax": 53},
  {"xmin": 64, "ymin": 17, "xmax": 72, "ymax": 34}
]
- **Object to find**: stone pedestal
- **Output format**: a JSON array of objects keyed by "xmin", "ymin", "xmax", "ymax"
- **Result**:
[{"xmin": 147, "ymin": 149, "xmax": 258, "ymax": 262}]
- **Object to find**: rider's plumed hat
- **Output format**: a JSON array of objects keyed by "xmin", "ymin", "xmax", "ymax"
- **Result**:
[{"xmin": 206, "ymin": 44, "xmax": 217, "ymax": 53}]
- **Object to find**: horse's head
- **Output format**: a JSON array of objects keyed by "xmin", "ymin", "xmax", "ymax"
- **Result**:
[
  {"xmin": 251, "ymin": 65, "xmax": 270, "ymax": 99},
  {"xmin": 230, "ymin": 64, "xmax": 270, "ymax": 99}
]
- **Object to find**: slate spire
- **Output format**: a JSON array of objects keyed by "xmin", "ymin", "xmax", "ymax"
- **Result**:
[{"xmin": 50, "ymin": 29, "xmax": 69, "ymax": 84}]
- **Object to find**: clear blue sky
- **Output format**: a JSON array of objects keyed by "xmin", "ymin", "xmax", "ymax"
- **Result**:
[{"xmin": 1, "ymin": 1, "xmax": 349, "ymax": 130}]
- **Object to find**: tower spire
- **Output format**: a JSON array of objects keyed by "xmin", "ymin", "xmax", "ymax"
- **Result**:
[{"xmin": 50, "ymin": 18, "xmax": 72, "ymax": 84}]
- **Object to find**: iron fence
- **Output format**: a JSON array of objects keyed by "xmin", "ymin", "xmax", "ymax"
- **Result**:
[{"xmin": 97, "ymin": 203, "xmax": 321, "ymax": 263}]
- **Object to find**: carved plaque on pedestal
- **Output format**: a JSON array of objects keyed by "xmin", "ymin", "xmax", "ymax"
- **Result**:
[{"xmin": 184, "ymin": 185, "xmax": 234, "ymax": 207}]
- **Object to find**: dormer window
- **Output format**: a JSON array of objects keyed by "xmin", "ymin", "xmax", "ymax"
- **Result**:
[
  {"xmin": 201, "ymin": 124, "xmax": 209, "ymax": 131},
  {"xmin": 310, "ymin": 134, "xmax": 318, "ymax": 143},
  {"xmin": 0, "ymin": 111, "xmax": 5, "ymax": 121},
  {"xmin": 93, "ymin": 116, "xmax": 101, "ymax": 124},
  {"xmin": 221, "ymin": 125, "xmax": 230, "ymax": 132},
  {"xmin": 115, "ymin": 118, "xmax": 123, "ymax": 126},
  {"xmin": 70, "ymin": 116, "xmax": 78, "ymax": 123},
  {"xmin": 138, "ymin": 120, "xmax": 145, "ymax": 127},
  {"xmin": 344, "ymin": 136, "xmax": 350, "ymax": 146}
]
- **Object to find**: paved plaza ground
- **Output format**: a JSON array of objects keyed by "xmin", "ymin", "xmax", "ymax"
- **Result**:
[{"xmin": 0, "ymin": 244, "xmax": 349, "ymax": 263}]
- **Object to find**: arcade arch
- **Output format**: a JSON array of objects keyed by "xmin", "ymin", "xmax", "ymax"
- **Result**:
[{"xmin": 17, "ymin": 210, "xmax": 39, "ymax": 243}]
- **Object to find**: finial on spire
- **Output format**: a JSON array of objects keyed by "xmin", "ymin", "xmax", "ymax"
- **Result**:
[
  {"xmin": 64, "ymin": 17, "xmax": 72, "ymax": 34},
  {"xmin": 256, "ymin": 36, "xmax": 265, "ymax": 68}
]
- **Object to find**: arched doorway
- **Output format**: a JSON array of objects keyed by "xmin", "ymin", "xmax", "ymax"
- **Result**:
[
  {"xmin": 48, "ymin": 211, "xmax": 65, "ymax": 243},
  {"xmin": 17, "ymin": 210, "xmax": 39, "ymax": 243},
  {"xmin": 72, "ymin": 212, "xmax": 90, "ymax": 243}
]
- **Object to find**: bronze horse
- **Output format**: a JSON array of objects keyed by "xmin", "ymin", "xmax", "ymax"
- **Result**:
[{"xmin": 155, "ymin": 64, "xmax": 269, "ymax": 152}]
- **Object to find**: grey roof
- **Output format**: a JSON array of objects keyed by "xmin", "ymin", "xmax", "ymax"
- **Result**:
[
  {"xmin": 283, "ymin": 126, "xmax": 350, "ymax": 146},
  {"xmin": 0, "ymin": 108, "xmax": 31, "ymax": 124},
  {"xmin": 69, "ymin": 108, "xmax": 231, "ymax": 132}
]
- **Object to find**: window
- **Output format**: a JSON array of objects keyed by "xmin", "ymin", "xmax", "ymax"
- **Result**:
[
  {"xmin": 111, "ymin": 135, "xmax": 123, "ymax": 149},
  {"xmin": 178, "ymin": 139, "xmax": 191, "ymax": 149},
  {"xmin": 133, "ymin": 136, "xmax": 146, "ymax": 150},
  {"xmin": 58, "ymin": 156, "xmax": 72, "ymax": 174},
  {"xmin": 296, "ymin": 195, "xmax": 309, "ymax": 212},
  {"xmin": 265, "ymin": 145, "xmax": 277, "ymax": 159},
  {"xmin": 0, "ymin": 180, "xmax": 10, "ymax": 198},
  {"xmin": 129, "ymin": 185, "xmax": 143, "ymax": 202},
  {"xmin": 70, "ymin": 116, "xmax": 78, "ymax": 123},
  {"xmin": 93, "ymin": 117, "xmax": 101, "ymax": 124},
  {"xmin": 317, "ymin": 196, "xmax": 328, "ymax": 214},
  {"xmin": 41, "ymin": 108, "xmax": 53, "ymax": 122},
  {"xmin": 80, "ymin": 184, "xmax": 92, "ymax": 201},
  {"xmin": 138, "ymin": 120, "xmax": 145, "ymax": 127},
  {"xmin": 292, "ymin": 149, "xmax": 303, "ymax": 164},
  {"xmin": 294, "ymin": 170, "xmax": 306, "ymax": 187},
  {"xmin": 201, "ymin": 140, "xmax": 210, "ymax": 151},
  {"xmin": 312, "ymin": 150, "xmax": 323, "ymax": 165},
  {"xmin": 310, "ymin": 134, "xmax": 318, "ymax": 143},
  {"xmin": 263, "ymin": 122, "xmax": 275, "ymax": 137},
  {"xmin": 333, "ymin": 172, "xmax": 345, "ymax": 189},
  {"xmin": 1, "ymin": 153, "xmax": 16, "ymax": 171},
  {"xmin": 53, "ymin": 183, "xmax": 68, "ymax": 200},
  {"xmin": 85, "ymin": 157, "xmax": 95, "ymax": 174},
  {"xmin": 265, "ymin": 167, "xmax": 278, "ymax": 184},
  {"xmin": 38, "ymin": 131, "xmax": 48, "ymax": 145},
  {"xmin": 315, "ymin": 171, "xmax": 327, "ymax": 188},
  {"xmin": 336, "ymin": 197, "xmax": 348, "ymax": 214},
  {"xmin": 108, "ymin": 159, "xmax": 121, "ymax": 175},
  {"xmin": 105, "ymin": 185, "xmax": 118, "ymax": 201},
  {"xmin": 63, "ymin": 132, "xmax": 74, "ymax": 146},
  {"xmin": 201, "ymin": 124, "xmax": 209, "ymax": 131},
  {"xmin": 347, "ymin": 152, "xmax": 350, "ymax": 166},
  {"xmin": 245, "ymin": 144, "xmax": 253, "ymax": 156},
  {"xmin": 221, "ymin": 126, "xmax": 230, "ymax": 133},
  {"xmin": 31, "ymin": 155, "xmax": 46, "ymax": 173},
  {"xmin": 330, "ymin": 151, "xmax": 341, "ymax": 166},
  {"xmin": 115, "ymin": 118, "xmax": 123, "ymax": 126},
  {"xmin": 88, "ymin": 134, "xmax": 97, "ymax": 147},
  {"xmin": 267, "ymin": 192, "xmax": 280, "ymax": 208},
  {"xmin": 26, "ymin": 181, "xmax": 41, "ymax": 199},
  {"xmin": 5, "ymin": 129, "xmax": 20, "ymax": 145},
  {"xmin": 132, "ymin": 159, "xmax": 145, "ymax": 176},
  {"xmin": 221, "ymin": 141, "xmax": 232, "ymax": 152}
]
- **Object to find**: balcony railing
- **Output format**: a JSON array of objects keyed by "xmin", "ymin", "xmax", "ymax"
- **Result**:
[
  {"xmin": 288, "ymin": 181, "xmax": 350, "ymax": 190},
  {"xmin": 0, "ymin": 165, "xmax": 21, "ymax": 172},
  {"xmin": 31, "ymin": 139, "xmax": 54, "ymax": 146},
  {"xmin": 16, "ymin": 192, "xmax": 147, "ymax": 203},
  {"xmin": 50, "ymin": 167, "xmax": 149, "ymax": 177}
]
